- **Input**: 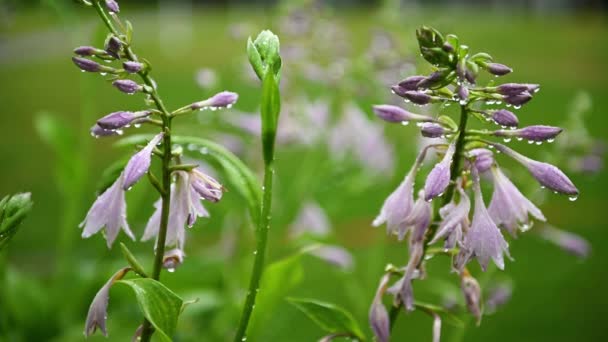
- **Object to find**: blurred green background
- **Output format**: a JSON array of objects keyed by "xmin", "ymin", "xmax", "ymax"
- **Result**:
[{"xmin": 1, "ymin": 0, "xmax": 607, "ymax": 341}]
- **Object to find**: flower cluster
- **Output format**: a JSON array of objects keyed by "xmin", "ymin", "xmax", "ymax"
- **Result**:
[{"xmin": 369, "ymin": 26, "xmax": 580, "ymax": 341}]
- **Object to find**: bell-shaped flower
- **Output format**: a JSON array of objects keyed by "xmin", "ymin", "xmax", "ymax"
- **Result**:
[
  {"xmin": 467, "ymin": 148, "xmax": 494, "ymax": 173},
  {"xmin": 80, "ymin": 173, "xmax": 134, "ymax": 248},
  {"xmin": 464, "ymin": 168, "xmax": 510, "ymax": 271},
  {"xmin": 123, "ymin": 133, "xmax": 163, "ymax": 190},
  {"xmin": 424, "ymin": 143, "xmax": 456, "ymax": 201},
  {"xmin": 84, "ymin": 267, "xmax": 131, "ymax": 337},
  {"xmin": 369, "ymin": 273, "xmax": 391, "ymax": 342},
  {"xmin": 189, "ymin": 168, "xmax": 224, "ymax": 203},
  {"xmin": 373, "ymin": 167, "xmax": 416, "ymax": 238},
  {"xmin": 488, "ymin": 166, "xmax": 545, "ymax": 236},
  {"xmin": 430, "ymin": 186, "xmax": 470, "ymax": 248}
]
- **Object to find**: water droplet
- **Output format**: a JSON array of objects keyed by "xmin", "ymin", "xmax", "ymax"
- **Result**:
[
  {"xmin": 187, "ymin": 143, "xmax": 197, "ymax": 151},
  {"xmin": 535, "ymin": 141, "xmax": 542, "ymax": 145},
  {"xmin": 459, "ymin": 99, "xmax": 467, "ymax": 105},
  {"xmin": 547, "ymin": 138, "xmax": 555, "ymax": 143},
  {"xmin": 241, "ymin": 337, "xmax": 247, "ymax": 341},
  {"xmin": 134, "ymin": 123, "xmax": 141, "ymax": 128},
  {"xmin": 520, "ymin": 223, "xmax": 532, "ymax": 232},
  {"xmin": 503, "ymin": 138, "xmax": 511, "ymax": 143},
  {"xmin": 167, "ymin": 268, "xmax": 175, "ymax": 273},
  {"xmin": 541, "ymin": 185, "xmax": 546, "ymax": 189},
  {"xmin": 404, "ymin": 99, "xmax": 411, "ymax": 103},
  {"xmin": 127, "ymin": 186, "xmax": 133, "ymax": 191},
  {"xmin": 416, "ymin": 122, "xmax": 423, "ymax": 127},
  {"xmin": 568, "ymin": 196, "xmax": 578, "ymax": 202},
  {"xmin": 253, "ymin": 250, "xmax": 258, "ymax": 255},
  {"xmin": 100, "ymin": 72, "xmax": 107, "ymax": 76},
  {"xmin": 527, "ymin": 140, "xmax": 534, "ymax": 144},
  {"xmin": 80, "ymin": 70, "xmax": 85, "ymax": 73},
  {"xmin": 401, "ymin": 121, "xmax": 409, "ymax": 126},
  {"xmin": 514, "ymin": 105, "xmax": 521, "ymax": 110},
  {"xmin": 516, "ymin": 137, "xmax": 523, "ymax": 141},
  {"xmin": 199, "ymin": 147, "xmax": 208, "ymax": 154}
]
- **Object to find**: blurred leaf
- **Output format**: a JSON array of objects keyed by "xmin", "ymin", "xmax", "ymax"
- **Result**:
[
  {"xmin": 414, "ymin": 301, "xmax": 464, "ymax": 328},
  {"xmin": 287, "ymin": 297, "xmax": 365, "ymax": 340},
  {"xmin": 0, "ymin": 193, "xmax": 33, "ymax": 251},
  {"xmin": 117, "ymin": 278, "xmax": 183, "ymax": 342},
  {"xmin": 116, "ymin": 134, "xmax": 262, "ymax": 223}
]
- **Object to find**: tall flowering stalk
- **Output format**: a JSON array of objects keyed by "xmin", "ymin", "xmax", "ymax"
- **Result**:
[
  {"xmin": 370, "ymin": 26, "xmax": 579, "ymax": 341},
  {"xmin": 73, "ymin": 1, "xmax": 238, "ymax": 341}
]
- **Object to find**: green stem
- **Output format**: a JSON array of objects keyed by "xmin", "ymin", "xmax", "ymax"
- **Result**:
[
  {"xmin": 234, "ymin": 161, "xmax": 274, "ymax": 341},
  {"xmin": 92, "ymin": 2, "xmax": 172, "ymax": 341},
  {"xmin": 389, "ymin": 104, "xmax": 469, "ymax": 334}
]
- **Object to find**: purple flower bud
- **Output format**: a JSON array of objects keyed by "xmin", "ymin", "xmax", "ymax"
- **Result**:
[
  {"xmin": 90, "ymin": 124, "xmax": 121, "ymax": 137},
  {"xmin": 372, "ymin": 104, "xmax": 433, "ymax": 123},
  {"xmin": 495, "ymin": 125, "xmax": 562, "ymax": 142},
  {"xmin": 72, "ymin": 56, "xmax": 101, "ymax": 72},
  {"xmin": 424, "ymin": 143, "xmax": 456, "ymax": 201},
  {"xmin": 468, "ymin": 148, "xmax": 494, "ymax": 173},
  {"xmin": 162, "ymin": 248, "xmax": 185, "ymax": 271},
  {"xmin": 465, "ymin": 70, "xmax": 476, "ymax": 84},
  {"xmin": 97, "ymin": 111, "xmax": 136, "ymax": 129},
  {"xmin": 420, "ymin": 122, "xmax": 446, "ymax": 138},
  {"xmin": 457, "ymin": 85, "xmax": 469, "ymax": 101},
  {"xmin": 491, "ymin": 109, "xmax": 519, "ymax": 127},
  {"xmin": 105, "ymin": 36, "xmax": 122, "ymax": 58},
  {"xmin": 123, "ymin": 133, "xmax": 164, "ymax": 190},
  {"xmin": 461, "ymin": 271, "xmax": 482, "ymax": 325},
  {"xmin": 112, "ymin": 79, "xmax": 142, "ymax": 94},
  {"xmin": 496, "ymin": 83, "xmax": 529, "ymax": 96},
  {"xmin": 105, "ymin": 0, "xmax": 120, "ymax": 13},
  {"xmin": 487, "ymin": 62, "xmax": 512, "ymax": 76},
  {"xmin": 416, "ymin": 71, "xmax": 444, "ymax": 89},
  {"xmin": 74, "ymin": 46, "xmax": 99, "ymax": 56},
  {"xmin": 495, "ymin": 143, "xmax": 579, "ymax": 196},
  {"xmin": 190, "ymin": 91, "xmax": 239, "ymax": 110},
  {"xmin": 404, "ymin": 91, "xmax": 432, "ymax": 105},
  {"xmin": 503, "ymin": 91, "xmax": 532, "ymax": 106},
  {"xmin": 84, "ymin": 267, "xmax": 131, "ymax": 338},
  {"xmin": 525, "ymin": 83, "xmax": 540, "ymax": 93},
  {"xmin": 123, "ymin": 61, "xmax": 143, "ymax": 73},
  {"xmin": 397, "ymin": 75, "xmax": 426, "ymax": 91},
  {"xmin": 190, "ymin": 168, "xmax": 224, "ymax": 202},
  {"xmin": 390, "ymin": 84, "xmax": 408, "ymax": 97},
  {"xmin": 369, "ymin": 274, "xmax": 391, "ymax": 342}
]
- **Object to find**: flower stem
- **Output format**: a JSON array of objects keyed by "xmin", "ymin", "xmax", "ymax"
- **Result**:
[
  {"xmin": 234, "ymin": 161, "xmax": 275, "ymax": 341},
  {"xmin": 91, "ymin": 2, "xmax": 173, "ymax": 340}
]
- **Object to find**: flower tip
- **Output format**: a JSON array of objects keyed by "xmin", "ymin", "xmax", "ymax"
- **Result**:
[{"xmin": 105, "ymin": 0, "xmax": 120, "ymax": 13}]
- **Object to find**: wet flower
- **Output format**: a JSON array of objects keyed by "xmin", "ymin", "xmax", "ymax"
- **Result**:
[
  {"xmin": 163, "ymin": 248, "xmax": 185, "ymax": 271},
  {"xmin": 403, "ymin": 90, "xmax": 432, "ymax": 105},
  {"xmin": 96, "ymin": 110, "xmax": 150, "ymax": 130},
  {"xmin": 122, "ymin": 133, "xmax": 163, "ymax": 190},
  {"xmin": 84, "ymin": 267, "xmax": 131, "ymax": 337},
  {"xmin": 372, "ymin": 104, "xmax": 434, "ymax": 124},
  {"xmin": 105, "ymin": 36, "xmax": 122, "ymax": 58},
  {"xmin": 486, "ymin": 62, "xmax": 512, "ymax": 76},
  {"xmin": 503, "ymin": 91, "xmax": 532, "ymax": 106},
  {"xmin": 112, "ymin": 79, "xmax": 143, "ymax": 94},
  {"xmin": 467, "ymin": 148, "xmax": 494, "ymax": 173},
  {"xmin": 488, "ymin": 166, "xmax": 546, "ymax": 235},
  {"xmin": 420, "ymin": 122, "xmax": 447, "ymax": 138},
  {"xmin": 430, "ymin": 186, "xmax": 470, "ymax": 248},
  {"xmin": 90, "ymin": 123, "xmax": 122, "ymax": 137},
  {"xmin": 490, "ymin": 109, "xmax": 519, "ymax": 128},
  {"xmin": 373, "ymin": 166, "xmax": 416, "ymax": 237},
  {"xmin": 189, "ymin": 168, "xmax": 224, "ymax": 203},
  {"xmin": 424, "ymin": 143, "xmax": 455, "ymax": 201},
  {"xmin": 464, "ymin": 168, "xmax": 510, "ymax": 271},
  {"xmin": 494, "ymin": 125, "xmax": 562, "ymax": 142},
  {"xmin": 74, "ymin": 46, "xmax": 104, "ymax": 56},
  {"xmin": 123, "ymin": 61, "xmax": 143, "ymax": 73},
  {"xmin": 369, "ymin": 273, "xmax": 391, "ymax": 342},
  {"xmin": 80, "ymin": 173, "xmax": 134, "ymax": 248},
  {"xmin": 496, "ymin": 83, "xmax": 529, "ymax": 96},
  {"xmin": 72, "ymin": 57, "xmax": 102, "ymax": 73},
  {"xmin": 397, "ymin": 75, "xmax": 426, "ymax": 90},
  {"xmin": 190, "ymin": 91, "xmax": 239, "ymax": 110}
]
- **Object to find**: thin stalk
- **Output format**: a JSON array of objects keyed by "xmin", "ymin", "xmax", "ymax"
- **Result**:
[
  {"xmin": 234, "ymin": 161, "xmax": 275, "ymax": 341},
  {"xmin": 389, "ymin": 104, "xmax": 469, "ymax": 333},
  {"xmin": 92, "ymin": 2, "xmax": 172, "ymax": 341}
]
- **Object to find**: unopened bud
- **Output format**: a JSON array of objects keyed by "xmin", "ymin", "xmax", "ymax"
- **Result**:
[
  {"xmin": 112, "ymin": 79, "xmax": 142, "ymax": 94},
  {"xmin": 420, "ymin": 122, "xmax": 446, "ymax": 138},
  {"xmin": 191, "ymin": 91, "xmax": 239, "ymax": 110},
  {"xmin": 494, "ymin": 125, "xmax": 562, "ymax": 142},
  {"xmin": 486, "ymin": 62, "xmax": 512, "ymax": 76},
  {"xmin": 397, "ymin": 75, "xmax": 426, "ymax": 91},
  {"xmin": 496, "ymin": 83, "xmax": 529, "ymax": 96},
  {"xmin": 503, "ymin": 91, "xmax": 532, "ymax": 106},
  {"xmin": 105, "ymin": 0, "xmax": 119, "ymax": 13},
  {"xmin": 461, "ymin": 271, "xmax": 482, "ymax": 325},
  {"xmin": 105, "ymin": 36, "xmax": 122, "ymax": 58},
  {"xmin": 72, "ymin": 57, "xmax": 101, "ymax": 72},
  {"xmin": 372, "ymin": 104, "xmax": 434, "ymax": 123},
  {"xmin": 468, "ymin": 148, "xmax": 494, "ymax": 172},
  {"xmin": 491, "ymin": 109, "xmax": 519, "ymax": 127},
  {"xmin": 97, "ymin": 110, "xmax": 150, "ymax": 129},
  {"xmin": 74, "ymin": 46, "xmax": 101, "ymax": 56},
  {"xmin": 122, "ymin": 61, "xmax": 143, "ymax": 73},
  {"xmin": 403, "ymin": 91, "xmax": 432, "ymax": 105}
]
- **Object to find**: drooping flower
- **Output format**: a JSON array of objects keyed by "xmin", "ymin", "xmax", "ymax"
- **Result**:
[
  {"xmin": 163, "ymin": 248, "xmax": 186, "ymax": 271},
  {"xmin": 307, "ymin": 245, "xmax": 354, "ymax": 271},
  {"xmin": 80, "ymin": 173, "xmax": 134, "ymax": 248},
  {"xmin": 461, "ymin": 270, "xmax": 482, "ymax": 324},
  {"xmin": 84, "ymin": 267, "xmax": 131, "ymax": 337},
  {"xmin": 464, "ymin": 168, "xmax": 510, "ymax": 271},
  {"xmin": 373, "ymin": 167, "xmax": 416, "ymax": 238},
  {"xmin": 424, "ymin": 143, "xmax": 456, "ymax": 201},
  {"xmin": 430, "ymin": 185, "xmax": 470, "ymax": 248},
  {"xmin": 189, "ymin": 168, "xmax": 224, "ymax": 203},
  {"xmin": 467, "ymin": 148, "xmax": 494, "ymax": 173},
  {"xmin": 122, "ymin": 133, "xmax": 163, "ymax": 190},
  {"xmin": 488, "ymin": 166, "xmax": 546, "ymax": 236},
  {"xmin": 369, "ymin": 273, "xmax": 391, "ymax": 342}
]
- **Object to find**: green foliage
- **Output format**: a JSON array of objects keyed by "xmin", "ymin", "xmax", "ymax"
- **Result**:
[
  {"xmin": 117, "ymin": 278, "xmax": 183, "ymax": 342},
  {"xmin": 247, "ymin": 30, "xmax": 282, "ymax": 81},
  {"xmin": 0, "ymin": 193, "xmax": 33, "ymax": 251},
  {"xmin": 414, "ymin": 301, "xmax": 464, "ymax": 328},
  {"xmin": 260, "ymin": 70, "xmax": 281, "ymax": 165},
  {"xmin": 288, "ymin": 297, "xmax": 365, "ymax": 340}
]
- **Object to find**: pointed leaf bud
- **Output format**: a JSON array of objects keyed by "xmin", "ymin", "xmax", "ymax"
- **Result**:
[
  {"xmin": 420, "ymin": 122, "xmax": 446, "ymax": 138},
  {"xmin": 105, "ymin": 0, "xmax": 120, "ymax": 13},
  {"xmin": 122, "ymin": 61, "xmax": 143, "ymax": 74},
  {"xmin": 486, "ymin": 62, "xmax": 512, "ymax": 76},
  {"xmin": 494, "ymin": 125, "xmax": 562, "ymax": 142},
  {"xmin": 112, "ymin": 79, "xmax": 143, "ymax": 94},
  {"xmin": 503, "ymin": 91, "xmax": 532, "ymax": 106},
  {"xmin": 403, "ymin": 91, "xmax": 432, "ymax": 105},
  {"xmin": 72, "ymin": 57, "xmax": 101, "ymax": 72},
  {"xmin": 491, "ymin": 109, "xmax": 519, "ymax": 127},
  {"xmin": 424, "ymin": 143, "xmax": 456, "ymax": 201},
  {"xmin": 372, "ymin": 104, "xmax": 434, "ymax": 124},
  {"xmin": 397, "ymin": 75, "xmax": 426, "ymax": 91}
]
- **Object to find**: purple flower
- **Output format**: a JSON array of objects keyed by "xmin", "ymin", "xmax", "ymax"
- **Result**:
[
  {"xmin": 112, "ymin": 79, "xmax": 142, "ymax": 94},
  {"xmin": 496, "ymin": 83, "xmax": 529, "ymax": 96},
  {"xmin": 189, "ymin": 168, "xmax": 224, "ymax": 202},
  {"xmin": 525, "ymin": 83, "xmax": 540, "ymax": 93},
  {"xmin": 403, "ymin": 91, "xmax": 432, "ymax": 105},
  {"xmin": 539, "ymin": 225, "xmax": 590, "ymax": 259},
  {"xmin": 369, "ymin": 273, "xmax": 391, "ymax": 342},
  {"xmin": 163, "ymin": 248, "xmax": 185, "ymax": 271},
  {"xmin": 495, "ymin": 143, "xmax": 579, "ymax": 196},
  {"xmin": 397, "ymin": 75, "xmax": 426, "ymax": 91},
  {"xmin": 289, "ymin": 201, "xmax": 331, "ymax": 238},
  {"xmin": 80, "ymin": 174, "xmax": 134, "ymax": 248},
  {"xmin": 420, "ymin": 122, "xmax": 447, "ymax": 138},
  {"xmin": 467, "ymin": 148, "xmax": 494, "ymax": 173},
  {"xmin": 191, "ymin": 91, "xmax": 239, "ymax": 110},
  {"xmin": 84, "ymin": 267, "xmax": 131, "ymax": 337},
  {"xmin": 105, "ymin": 0, "xmax": 120, "ymax": 13},
  {"xmin": 74, "ymin": 46, "xmax": 101, "ymax": 56},
  {"xmin": 123, "ymin": 61, "xmax": 143, "ymax": 73},
  {"xmin": 488, "ymin": 166, "xmax": 546, "ymax": 236},
  {"xmin": 464, "ymin": 168, "xmax": 510, "ymax": 271},
  {"xmin": 390, "ymin": 85, "xmax": 408, "ymax": 97},
  {"xmin": 373, "ymin": 167, "xmax": 416, "ymax": 237},
  {"xmin": 372, "ymin": 104, "xmax": 434, "ymax": 124},
  {"xmin": 487, "ymin": 62, "xmax": 512, "ymax": 76},
  {"xmin": 307, "ymin": 245, "xmax": 354, "ymax": 271},
  {"xmin": 485, "ymin": 283, "xmax": 512, "ymax": 314},
  {"xmin": 90, "ymin": 124, "xmax": 122, "ymax": 138},
  {"xmin": 465, "ymin": 70, "xmax": 476, "ymax": 84},
  {"xmin": 416, "ymin": 71, "xmax": 445, "ymax": 89},
  {"xmin": 491, "ymin": 109, "xmax": 519, "ymax": 127},
  {"xmin": 97, "ymin": 110, "xmax": 149, "ymax": 130},
  {"xmin": 503, "ymin": 91, "xmax": 532, "ymax": 106},
  {"xmin": 461, "ymin": 271, "xmax": 482, "ymax": 324},
  {"xmin": 457, "ymin": 84, "xmax": 469, "ymax": 102},
  {"xmin": 430, "ymin": 186, "xmax": 470, "ymax": 248},
  {"xmin": 494, "ymin": 125, "xmax": 562, "ymax": 142},
  {"xmin": 424, "ymin": 143, "xmax": 455, "ymax": 201},
  {"xmin": 122, "ymin": 133, "xmax": 163, "ymax": 190},
  {"xmin": 72, "ymin": 57, "xmax": 101, "ymax": 72},
  {"xmin": 105, "ymin": 36, "xmax": 122, "ymax": 58}
]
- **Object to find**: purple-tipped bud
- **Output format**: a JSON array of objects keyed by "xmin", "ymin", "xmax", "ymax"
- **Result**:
[
  {"xmin": 461, "ymin": 271, "xmax": 482, "ymax": 325},
  {"xmin": 369, "ymin": 274, "xmax": 391, "ymax": 342},
  {"xmin": 503, "ymin": 91, "xmax": 533, "ymax": 106},
  {"xmin": 105, "ymin": 36, "xmax": 122, "ymax": 58},
  {"xmin": 495, "ymin": 144, "xmax": 579, "ymax": 196},
  {"xmin": 74, "ymin": 46, "xmax": 99, "ymax": 56},
  {"xmin": 487, "ymin": 62, "xmax": 512, "ymax": 76},
  {"xmin": 525, "ymin": 83, "xmax": 540, "ymax": 93},
  {"xmin": 468, "ymin": 148, "xmax": 494, "ymax": 172},
  {"xmin": 457, "ymin": 85, "xmax": 469, "ymax": 101},
  {"xmin": 112, "ymin": 79, "xmax": 142, "ymax": 94},
  {"xmin": 97, "ymin": 111, "xmax": 135, "ymax": 129},
  {"xmin": 123, "ymin": 61, "xmax": 143, "ymax": 73},
  {"xmin": 404, "ymin": 91, "xmax": 432, "ymax": 105},
  {"xmin": 191, "ymin": 91, "xmax": 239, "ymax": 110},
  {"xmin": 496, "ymin": 83, "xmax": 529, "ymax": 96},
  {"xmin": 416, "ymin": 71, "xmax": 444, "ymax": 89},
  {"xmin": 72, "ymin": 57, "xmax": 101, "ymax": 72},
  {"xmin": 122, "ymin": 133, "xmax": 164, "ymax": 190},
  {"xmin": 372, "ymin": 104, "xmax": 433, "ymax": 123},
  {"xmin": 424, "ymin": 144, "xmax": 456, "ymax": 201},
  {"xmin": 420, "ymin": 123, "xmax": 446, "ymax": 138},
  {"xmin": 162, "ymin": 248, "xmax": 185, "ymax": 271},
  {"xmin": 495, "ymin": 125, "xmax": 563, "ymax": 142},
  {"xmin": 90, "ymin": 124, "xmax": 121, "ymax": 137},
  {"xmin": 465, "ymin": 70, "xmax": 476, "ymax": 84},
  {"xmin": 491, "ymin": 109, "xmax": 519, "ymax": 127},
  {"xmin": 397, "ymin": 75, "xmax": 426, "ymax": 91},
  {"xmin": 442, "ymin": 42, "xmax": 454, "ymax": 53},
  {"xmin": 105, "ymin": 0, "xmax": 120, "ymax": 13}
]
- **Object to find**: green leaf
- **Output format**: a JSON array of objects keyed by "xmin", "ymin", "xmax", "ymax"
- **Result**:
[
  {"xmin": 0, "ymin": 193, "xmax": 33, "ymax": 251},
  {"xmin": 288, "ymin": 298, "xmax": 365, "ymax": 340},
  {"xmin": 260, "ymin": 70, "xmax": 281, "ymax": 165},
  {"xmin": 117, "ymin": 278, "xmax": 183, "ymax": 342},
  {"xmin": 116, "ymin": 135, "xmax": 262, "ymax": 223},
  {"xmin": 247, "ymin": 36, "xmax": 265, "ymax": 80},
  {"xmin": 414, "ymin": 301, "xmax": 464, "ymax": 328},
  {"xmin": 119, "ymin": 243, "xmax": 147, "ymax": 277}
]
